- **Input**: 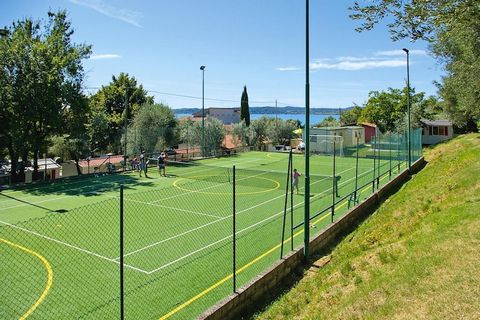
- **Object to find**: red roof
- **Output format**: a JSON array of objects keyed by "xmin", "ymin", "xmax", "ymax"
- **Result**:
[{"xmin": 78, "ymin": 155, "xmax": 124, "ymax": 168}]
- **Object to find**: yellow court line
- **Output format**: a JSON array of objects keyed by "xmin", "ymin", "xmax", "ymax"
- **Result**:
[
  {"xmin": 0, "ymin": 238, "xmax": 53, "ymax": 320},
  {"xmin": 159, "ymin": 170, "xmax": 396, "ymax": 319}
]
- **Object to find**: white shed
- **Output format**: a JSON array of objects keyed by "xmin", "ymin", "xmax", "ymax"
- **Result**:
[{"xmin": 421, "ymin": 119, "xmax": 453, "ymax": 145}]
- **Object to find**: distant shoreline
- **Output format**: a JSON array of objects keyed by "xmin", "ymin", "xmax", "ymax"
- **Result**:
[{"xmin": 172, "ymin": 106, "xmax": 348, "ymax": 116}]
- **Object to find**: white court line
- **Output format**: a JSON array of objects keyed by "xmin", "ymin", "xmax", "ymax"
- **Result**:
[
  {"xmin": 145, "ymin": 166, "xmax": 366, "ymax": 274},
  {"xmin": 117, "ymin": 165, "xmax": 359, "ymax": 262},
  {"xmin": 106, "ymin": 195, "xmax": 224, "ymax": 220},
  {"xmin": 0, "ymin": 220, "xmax": 149, "ymax": 274},
  {"xmin": 0, "ymin": 175, "xmax": 130, "ymax": 204}
]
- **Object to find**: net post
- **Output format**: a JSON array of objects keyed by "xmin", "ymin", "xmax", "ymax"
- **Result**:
[
  {"xmin": 120, "ymin": 185, "xmax": 124, "ymax": 320},
  {"xmin": 232, "ymin": 165, "xmax": 236, "ymax": 293}
]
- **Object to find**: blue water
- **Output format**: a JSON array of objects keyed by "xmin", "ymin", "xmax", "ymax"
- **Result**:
[{"xmin": 175, "ymin": 113, "xmax": 338, "ymax": 126}]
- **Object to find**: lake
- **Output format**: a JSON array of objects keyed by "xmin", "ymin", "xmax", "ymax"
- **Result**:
[{"xmin": 175, "ymin": 113, "xmax": 339, "ymax": 126}]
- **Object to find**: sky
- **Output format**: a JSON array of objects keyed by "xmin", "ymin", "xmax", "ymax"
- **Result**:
[{"xmin": 1, "ymin": 0, "xmax": 444, "ymax": 109}]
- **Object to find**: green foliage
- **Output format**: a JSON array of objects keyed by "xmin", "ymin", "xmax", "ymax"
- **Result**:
[
  {"xmin": 191, "ymin": 117, "xmax": 225, "ymax": 154},
  {"xmin": 350, "ymin": 0, "xmax": 480, "ymax": 132},
  {"xmin": 124, "ymin": 104, "xmax": 177, "ymax": 154},
  {"xmin": 313, "ymin": 116, "xmax": 339, "ymax": 128},
  {"xmin": 0, "ymin": 10, "xmax": 91, "ymax": 177},
  {"xmin": 178, "ymin": 118, "xmax": 196, "ymax": 149},
  {"xmin": 88, "ymin": 73, "xmax": 154, "ymax": 153},
  {"xmin": 340, "ymin": 105, "xmax": 363, "ymax": 125},
  {"xmin": 232, "ymin": 120, "xmax": 250, "ymax": 146},
  {"xmin": 240, "ymin": 86, "xmax": 251, "ymax": 126},
  {"xmin": 359, "ymin": 87, "xmax": 436, "ymax": 133},
  {"xmin": 267, "ymin": 119, "xmax": 297, "ymax": 145},
  {"xmin": 249, "ymin": 116, "xmax": 270, "ymax": 148}
]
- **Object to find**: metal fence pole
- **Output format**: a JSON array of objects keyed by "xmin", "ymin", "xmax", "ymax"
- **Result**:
[
  {"xmin": 397, "ymin": 133, "xmax": 401, "ymax": 173},
  {"xmin": 376, "ymin": 134, "xmax": 381, "ymax": 188},
  {"xmin": 389, "ymin": 133, "xmax": 392, "ymax": 179},
  {"xmin": 232, "ymin": 165, "xmax": 236, "ymax": 293},
  {"xmin": 290, "ymin": 150, "xmax": 294, "ymax": 251},
  {"xmin": 120, "ymin": 185, "xmax": 124, "ymax": 320},
  {"xmin": 280, "ymin": 152, "xmax": 292, "ymax": 258},
  {"xmin": 353, "ymin": 134, "xmax": 359, "ymax": 206},
  {"xmin": 331, "ymin": 137, "xmax": 336, "ymax": 223},
  {"xmin": 372, "ymin": 136, "xmax": 376, "ymax": 192}
]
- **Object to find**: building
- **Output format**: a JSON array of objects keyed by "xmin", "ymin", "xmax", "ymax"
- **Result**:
[
  {"xmin": 193, "ymin": 107, "xmax": 241, "ymax": 124},
  {"xmin": 305, "ymin": 126, "xmax": 365, "ymax": 155},
  {"xmin": 421, "ymin": 119, "xmax": 453, "ymax": 145},
  {"xmin": 360, "ymin": 122, "xmax": 378, "ymax": 142}
]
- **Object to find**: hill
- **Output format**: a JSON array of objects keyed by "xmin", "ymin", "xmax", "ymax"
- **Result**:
[{"xmin": 254, "ymin": 133, "xmax": 480, "ymax": 319}]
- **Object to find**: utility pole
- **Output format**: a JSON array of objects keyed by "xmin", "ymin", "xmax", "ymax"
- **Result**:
[{"xmin": 200, "ymin": 65, "xmax": 206, "ymax": 157}]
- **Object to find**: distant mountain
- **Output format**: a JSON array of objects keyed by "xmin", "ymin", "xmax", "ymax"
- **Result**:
[{"xmin": 173, "ymin": 106, "xmax": 352, "ymax": 115}]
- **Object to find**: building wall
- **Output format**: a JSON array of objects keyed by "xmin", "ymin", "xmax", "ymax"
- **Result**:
[
  {"xmin": 208, "ymin": 109, "xmax": 240, "ymax": 124},
  {"xmin": 422, "ymin": 125, "xmax": 453, "ymax": 145},
  {"xmin": 362, "ymin": 125, "xmax": 376, "ymax": 142}
]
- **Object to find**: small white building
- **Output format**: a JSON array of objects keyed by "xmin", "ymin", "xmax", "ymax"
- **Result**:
[
  {"xmin": 305, "ymin": 126, "xmax": 365, "ymax": 155},
  {"xmin": 421, "ymin": 119, "xmax": 453, "ymax": 145},
  {"xmin": 193, "ymin": 107, "xmax": 241, "ymax": 124}
]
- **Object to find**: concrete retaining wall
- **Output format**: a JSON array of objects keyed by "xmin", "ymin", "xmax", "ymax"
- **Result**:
[{"xmin": 200, "ymin": 157, "xmax": 426, "ymax": 320}]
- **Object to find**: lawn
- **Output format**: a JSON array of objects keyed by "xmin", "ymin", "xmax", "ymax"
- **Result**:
[
  {"xmin": 0, "ymin": 149, "xmax": 410, "ymax": 319},
  {"xmin": 254, "ymin": 133, "xmax": 480, "ymax": 320}
]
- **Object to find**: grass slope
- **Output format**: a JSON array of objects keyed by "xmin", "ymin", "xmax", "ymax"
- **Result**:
[{"xmin": 255, "ymin": 133, "xmax": 480, "ymax": 320}]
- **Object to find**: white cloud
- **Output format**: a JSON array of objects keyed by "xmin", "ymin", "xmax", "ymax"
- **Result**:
[
  {"xmin": 276, "ymin": 66, "xmax": 301, "ymax": 71},
  {"xmin": 310, "ymin": 58, "xmax": 405, "ymax": 71},
  {"xmin": 375, "ymin": 49, "xmax": 427, "ymax": 56},
  {"xmin": 90, "ymin": 54, "xmax": 121, "ymax": 60},
  {"xmin": 69, "ymin": 0, "xmax": 143, "ymax": 27}
]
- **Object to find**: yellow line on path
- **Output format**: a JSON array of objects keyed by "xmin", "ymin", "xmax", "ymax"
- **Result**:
[
  {"xmin": 0, "ymin": 238, "xmax": 53, "ymax": 319},
  {"xmin": 159, "ymin": 170, "xmax": 395, "ymax": 319}
]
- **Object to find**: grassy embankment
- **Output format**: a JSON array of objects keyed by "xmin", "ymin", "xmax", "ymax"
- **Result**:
[{"xmin": 255, "ymin": 133, "xmax": 480, "ymax": 319}]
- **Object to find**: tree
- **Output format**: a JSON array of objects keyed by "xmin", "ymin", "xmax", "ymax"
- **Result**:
[
  {"xmin": 232, "ymin": 120, "xmax": 250, "ymax": 146},
  {"xmin": 313, "ymin": 116, "xmax": 339, "ymax": 128},
  {"xmin": 250, "ymin": 116, "xmax": 271, "ymax": 149},
  {"xmin": 240, "ymin": 85, "xmax": 251, "ymax": 126},
  {"xmin": 124, "ymin": 104, "xmax": 177, "ymax": 154},
  {"xmin": 178, "ymin": 118, "xmax": 196, "ymax": 151},
  {"xmin": 0, "ymin": 11, "xmax": 91, "ymax": 180},
  {"xmin": 192, "ymin": 117, "xmax": 225, "ymax": 155},
  {"xmin": 89, "ymin": 73, "xmax": 154, "ymax": 153},
  {"xmin": 340, "ymin": 105, "xmax": 363, "ymax": 125},
  {"xmin": 350, "ymin": 0, "xmax": 479, "ymax": 132},
  {"xmin": 267, "ymin": 119, "xmax": 297, "ymax": 146}
]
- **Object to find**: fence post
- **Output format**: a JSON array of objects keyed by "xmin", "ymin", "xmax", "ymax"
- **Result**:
[
  {"xmin": 397, "ymin": 133, "xmax": 401, "ymax": 173},
  {"xmin": 232, "ymin": 165, "xmax": 236, "ymax": 293},
  {"xmin": 120, "ymin": 185, "xmax": 124, "ymax": 320},
  {"xmin": 389, "ymin": 133, "xmax": 392, "ymax": 179},
  {"xmin": 280, "ymin": 151, "xmax": 292, "ymax": 258},
  {"xmin": 376, "ymin": 134, "xmax": 381, "ymax": 188},
  {"xmin": 290, "ymin": 150, "xmax": 294, "ymax": 251},
  {"xmin": 331, "ymin": 136, "xmax": 336, "ymax": 223},
  {"xmin": 353, "ymin": 134, "xmax": 359, "ymax": 207},
  {"xmin": 372, "ymin": 136, "xmax": 376, "ymax": 192}
]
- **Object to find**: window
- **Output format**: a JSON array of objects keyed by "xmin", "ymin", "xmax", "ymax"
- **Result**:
[
  {"xmin": 433, "ymin": 126, "xmax": 439, "ymax": 135},
  {"xmin": 429, "ymin": 126, "xmax": 433, "ymax": 135},
  {"xmin": 445, "ymin": 126, "xmax": 449, "ymax": 136},
  {"xmin": 439, "ymin": 126, "xmax": 445, "ymax": 135}
]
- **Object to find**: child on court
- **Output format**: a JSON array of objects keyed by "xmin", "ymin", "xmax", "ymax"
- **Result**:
[
  {"xmin": 293, "ymin": 168, "xmax": 301, "ymax": 194},
  {"xmin": 157, "ymin": 152, "xmax": 167, "ymax": 176}
]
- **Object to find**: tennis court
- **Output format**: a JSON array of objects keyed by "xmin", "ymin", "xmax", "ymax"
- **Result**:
[{"xmin": 0, "ymin": 146, "xmax": 412, "ymax": 319}]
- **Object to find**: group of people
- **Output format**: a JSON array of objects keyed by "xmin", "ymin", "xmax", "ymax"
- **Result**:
[{"xmin": 130, "ymin": 151, "xmax": 168, "ymax": 178}]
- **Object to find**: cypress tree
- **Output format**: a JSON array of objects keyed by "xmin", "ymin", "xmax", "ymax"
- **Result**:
[{"xmin": 240, "ymin": 85, "xmax": 251, "ymax": 126}]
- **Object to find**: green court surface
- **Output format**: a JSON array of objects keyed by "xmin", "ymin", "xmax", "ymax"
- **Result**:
[{"xmin": 0, "ymin": 151, "xmax": 408, "ymax": 319}]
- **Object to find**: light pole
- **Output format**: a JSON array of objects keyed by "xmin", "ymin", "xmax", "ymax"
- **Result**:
[
  {"xmin": 200, "ymin": 65, "xmax": 206, "ymax": 157},
  {"xmin": 402, "ymin": 48, "xmax": 411, "ymax": 169},
  {"xmin": 304, "ymin": 0, "xmax": 311, "ymax": 261}
]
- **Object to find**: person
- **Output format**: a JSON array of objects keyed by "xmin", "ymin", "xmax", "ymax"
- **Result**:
[
  {"xmin": 292, "ymin": 168, "xmax": 301, "ymax": 194},
  {"xmin": 139, "ymin": 151, "xmax": 147, "ymax": 177},
  {"xmin": 157, "ymin": 152, "xmax": 166, "ymax": 176}
]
